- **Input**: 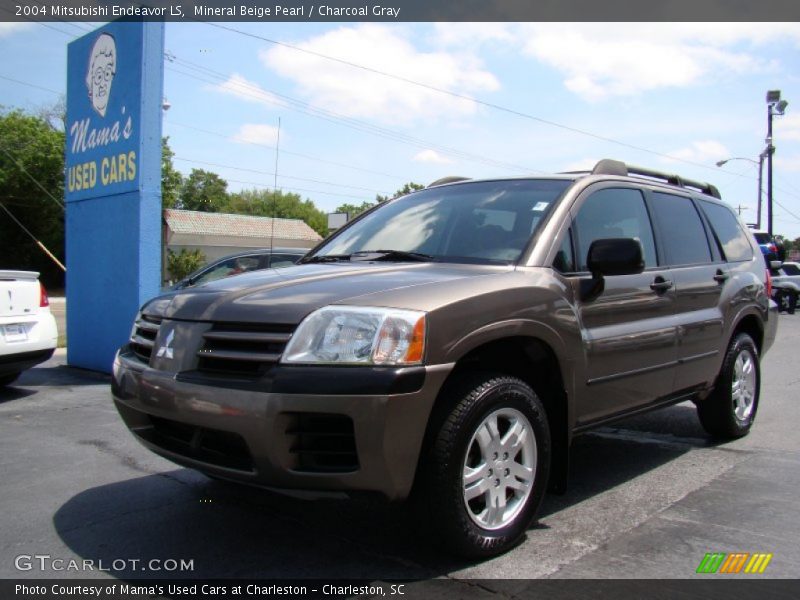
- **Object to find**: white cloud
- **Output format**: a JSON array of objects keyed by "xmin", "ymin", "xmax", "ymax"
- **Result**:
[
  {"xmin": 231, "ymin": 124, "xmax": 281, "ymax": 146},
  {"xmin": 0, "ymin": 23, "xmax": 32, "ymax": 38},
  {"xmin": 506, "ymin": 23, "xmax": 800, "ymax": 101},
  {"xmin": 775, "ymin": 155, "xmax": 800, "ymax": 173},
  {"xmin": 431, "ymin": 23, "xmax": 800, "ymax": 101},
  {"xmin": 560, "ymin": 158, "xmax": 600, "ymax": 172},
  {"xmin": 432, "ymin": 23, "xmax": 514, "ymax": 47},
  {"xmin": 664, "ymin": 140, "xmax": 731, "ymax": 165},
  {"xmin": 781, "ymin": 114, "xmax": 800, "ymax": 142},
  {"xmin": 260, "ymin": 24, "xmax": 499, "ymax": 123},
  {"xmin": 214, "ymin": 73, "xmax": 284, "ymax": 108},
  {"xmin": 413, "ymin": 149, "xmax": 453, "ymax": 164}
]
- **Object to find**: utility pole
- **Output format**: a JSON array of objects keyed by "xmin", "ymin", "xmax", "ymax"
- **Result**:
[{"xmin": 766, "ymin": 90, "xmax": 789, "ymax": 237}]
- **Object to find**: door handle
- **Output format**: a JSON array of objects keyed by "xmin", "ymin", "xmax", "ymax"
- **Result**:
[
  {"xmin": 650, "ymin": 276, "xmax": 673, "ymax": 292},
  {"xmin": 714, "ymin": 270, "xmax": 729, "ymax": 283}
]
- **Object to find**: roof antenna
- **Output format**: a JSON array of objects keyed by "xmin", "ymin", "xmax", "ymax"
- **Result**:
[{"xmin": 270, "ymin": 117, "xmax": 281, "ymax": 256}]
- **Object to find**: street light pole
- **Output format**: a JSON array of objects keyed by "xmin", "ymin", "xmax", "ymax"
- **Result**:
[
  {"xmin": 757, "ymin": 150, "xmax": 765, "ymax": 230},
  {"xmin": 715, "ymin": 155, "xmax": 763, "ymax": 228},
  {"xmin": 767, "ymin": 96, "xmax": 774, "ymax": 237},
  {"xmin": 766, "ymin": 90, "xmax": 789, "ymax": 237}
]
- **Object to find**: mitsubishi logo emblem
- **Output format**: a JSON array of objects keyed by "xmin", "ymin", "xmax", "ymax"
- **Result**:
[{"xmin": 156, "ymin": 328, "xmax": 175, "ymax": 359}]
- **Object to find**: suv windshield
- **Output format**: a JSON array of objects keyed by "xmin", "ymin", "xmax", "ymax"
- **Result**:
[{"xmin": 310, "ymin": 179, "xmax": 571, "ymax": 264}]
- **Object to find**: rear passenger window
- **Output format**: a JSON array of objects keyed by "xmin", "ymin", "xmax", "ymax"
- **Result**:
[
  {"xmin": 574, "ymin": 188, "xmax": 657, "ymax": 271},
  {"xmin": 698, "ymin": 200, "xmax": 754, "ymax": 262},
  {"xmin": 650, "ymin": 193, "xmax": 712, "ymax": 266}
]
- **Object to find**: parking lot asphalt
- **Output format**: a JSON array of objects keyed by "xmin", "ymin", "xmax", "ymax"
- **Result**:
[{"xmin": 1, "ymin": 315, "xmax": 799, "ymax": 584}]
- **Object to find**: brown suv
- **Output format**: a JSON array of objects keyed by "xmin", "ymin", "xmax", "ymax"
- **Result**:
[{"xmin": 112, "ymin": 159, "xmax": 777, "ymax": 557}]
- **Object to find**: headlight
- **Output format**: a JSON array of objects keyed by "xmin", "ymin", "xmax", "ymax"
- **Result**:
[{"xmin": 282, "ymin": 306, "xmax": 426, "ymax": 365}]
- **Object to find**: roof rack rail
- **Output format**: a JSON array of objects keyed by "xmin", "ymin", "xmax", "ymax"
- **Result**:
[
  {"xmin": 591, "ymin": 159, "xmax": 721, "ymax": 199},
  {"xmin": 428, "ymin": 176, "xmax": 470, "ymax": 188}
]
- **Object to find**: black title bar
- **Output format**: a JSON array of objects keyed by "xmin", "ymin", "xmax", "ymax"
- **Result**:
[{"xmin": 7, "ymin": 0, "xmax": 800, "ymax": 22}]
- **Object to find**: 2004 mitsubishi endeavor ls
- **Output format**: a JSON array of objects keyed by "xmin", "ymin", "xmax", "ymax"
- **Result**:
[{"xmin": 112, "ymin": 159, "xmax": 777, "ymax": 557}]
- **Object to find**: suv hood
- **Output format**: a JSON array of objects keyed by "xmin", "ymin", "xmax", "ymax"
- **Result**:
[{"xmin": 143, "ymin": 262, "xmax": 509, "ymax": 324}]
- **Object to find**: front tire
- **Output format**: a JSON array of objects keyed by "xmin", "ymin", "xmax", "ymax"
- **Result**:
[
  {"xmin": 697, "ymin": 333, "xmax": 760, "ymax": 440},
  {"xmin": 418, "ymin": 374, "xmax": 551, "ymax": 558}
]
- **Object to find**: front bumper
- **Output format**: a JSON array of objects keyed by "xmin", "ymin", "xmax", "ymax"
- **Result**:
[{"xmin": 112, "ymin": 349, "xmax": 453, "ymax": 500}]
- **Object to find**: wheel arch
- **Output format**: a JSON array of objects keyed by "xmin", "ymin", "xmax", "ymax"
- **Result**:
[{"xmin": 419, "ymin": 326, "xmax": 575, "ymax": 495}]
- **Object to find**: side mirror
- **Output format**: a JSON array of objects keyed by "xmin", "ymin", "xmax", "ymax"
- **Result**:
[
  {"xmin": 770, "ymin": 260, "xmax": 783, "ymax": 270},
  {"xmin": 588, "ymin": 238, "xmax": 645, "ymax": 277},
  {"xmin": 581, "ymin": 238, "xmax": 644, "ymax": 302}
]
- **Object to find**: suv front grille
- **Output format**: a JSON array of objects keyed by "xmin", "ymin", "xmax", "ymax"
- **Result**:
[
  {"xmin": 284, "ymin": 413, "xmax": 359, "ymax": 473},
  {"xmin": 196, "ymin": 323, "xmax": 293, "ymax": 377},
  {"xmin": 130, "ymin": 314, "xmax": 162, "ymax": 364}
]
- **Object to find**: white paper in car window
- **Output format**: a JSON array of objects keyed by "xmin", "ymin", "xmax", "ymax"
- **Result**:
[{"xmin": 532, "ymin": 202, "xmax": 549, "ymax": 211}]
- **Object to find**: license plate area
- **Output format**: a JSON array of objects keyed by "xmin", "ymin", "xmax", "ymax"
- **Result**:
[{"xmin": 2, "ymin": 324, "xmax": 28, "ymax": 343}]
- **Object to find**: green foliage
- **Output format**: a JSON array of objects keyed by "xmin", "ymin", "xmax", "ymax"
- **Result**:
[
  {"xmin": 334, "ymin": 200, "xmax": 379, "ymax": 218},
  {"xmin": 343, "ymin": 182, "xmax": 425, "ymax": 218},
  {"xmin": 166, "ymin": 248, "xmax": 206, "ymax": 282},
  {"xmin": 224, "ymin": 188, "xmax": 328, "ymax": 237},
  {"xmin": 0, "ymin": 108, "xmax": 66, "ymax": 288},
  {"xmin": 180, "ymin": 168, "xmax": 228, "ymax": 212},
  {"xmin": 161, "ymin": 137, "xmax": 183, "ymax": 209}
]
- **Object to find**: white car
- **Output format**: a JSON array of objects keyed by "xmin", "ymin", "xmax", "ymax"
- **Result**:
[
  {"xmin": 0, "ymin": 271, "xmax": 58, "ymax": 386},
  {"xmin": 771, "ymin": 261, "xmax": 800, "ymax": 314}
]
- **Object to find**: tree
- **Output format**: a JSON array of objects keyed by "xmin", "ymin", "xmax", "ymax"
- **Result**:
[
  {"xmin": 341, "ymin": 182, "xmax": 425, "ymax": 218},
  {"xmin": 0, "ymin": 109, "xmax": 65, "ymax": 289},
  {"xmin": 161, "ymin": 137, "xmax": 183, "ymax": 209},
  {"xmin": 334, "ymin": 200, "xmax": 378, "ymax": 218},
  {"xmin": 180, "ymin": 168, "xmax": 227, "ymax": 212},
  {"xmin": 166, "ymin": 248, "xmax": 206, "ymax": 282},
  {"xmin": 224, "ymin": 188, "xmax": 328, "ymax": 236}
]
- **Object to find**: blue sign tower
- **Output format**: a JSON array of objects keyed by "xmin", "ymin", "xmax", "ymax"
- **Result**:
[{"xmin": 65, "ymin": 22, "xmax": 164, "ymax": 372}]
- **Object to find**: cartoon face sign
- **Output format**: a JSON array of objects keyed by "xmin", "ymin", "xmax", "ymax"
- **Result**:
[{"xmin": 85, "ymin": 33, "xmax": 116, "ymax": 117}]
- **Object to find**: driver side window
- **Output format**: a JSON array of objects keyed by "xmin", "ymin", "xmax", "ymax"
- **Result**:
[{"xmin": 573, "ymin": 188, "xmax": 657, "ymax": 272}]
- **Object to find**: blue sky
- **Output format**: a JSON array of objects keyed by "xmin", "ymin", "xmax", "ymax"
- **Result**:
[{"xmin": 3, "ymin": 21, "xmax": 800, "ymax": 237}]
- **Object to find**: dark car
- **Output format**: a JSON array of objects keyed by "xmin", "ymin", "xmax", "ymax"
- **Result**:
[
  {"xmin": 171, "ymin": 248, "xmax": 307, "ymax": 289},
  {"xmin": 752, "ymin": 230, "xmax": 785, "ymax": 263},
  {"xmin": 114, "ymin": 159, "xmax": 777, "ymax": 558}
]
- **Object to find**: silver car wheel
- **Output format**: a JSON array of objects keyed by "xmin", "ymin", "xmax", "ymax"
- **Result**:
[
  {"xmin": 462, "ymin": 408, "xmax": 536, "ymax": 531},
  {"xmin": 732, "ymin": 349, "xmax": 756, "ymax": 423}
]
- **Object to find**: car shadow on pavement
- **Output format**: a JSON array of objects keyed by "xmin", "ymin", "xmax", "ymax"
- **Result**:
[
  {"xmin": 0, "ymin": 385, "xmax": 37, "ymax": 403},
  {"xmin": 11, "ymin": 364, "xmax": 110, "ymax": 390},
  {"xmin": 52, "ymin": 403, "xmax": 711, "ymax": 580}
]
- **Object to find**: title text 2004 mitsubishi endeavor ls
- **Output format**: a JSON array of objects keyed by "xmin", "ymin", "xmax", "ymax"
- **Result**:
[{"xmin": 112, "ymin": 159, "xmax": 777, "ymax": 557}]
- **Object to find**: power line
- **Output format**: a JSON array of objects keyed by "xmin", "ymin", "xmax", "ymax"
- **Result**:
[
  {"xmin": 0, "ymin": 145, "xmax": 65, "ymax": 210},
  {"xmin": 0, "ymin": 74, "xmax": 60, "ymax": 96},
  {"xmin": 167, "ymin": 119, "xmax": 407, "ymax": 181},
  {"xmin": 173, "ymin": 156, "xmax": 389, "ymax": 195},
  {"xmin": 0, "ymin": 201, "xmax": 66, "ymax": 271},
  {"xmin": 204, "ymin": 22, "xmax": 747, "ymax": 176},
  {"xmin": 225, "ymin": 177, "xmax": 365, "ymax": 200},
  {"xmin": 166, "ymin": 59, "xmax": 542, "ymax": 175}
]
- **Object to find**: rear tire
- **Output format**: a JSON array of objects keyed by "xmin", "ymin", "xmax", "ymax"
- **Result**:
[
  {"xmin": 697, "ymin": 333, "xmax": 759, "ymax": 440},
  {"xmin": 0, "ymin": 372, "xmax": 21, "ymax": 387},
  {"xmin": 786, "ymin": 291, "xmax": 797, "ymax": 315},
  {"xmin": 417, "ymin": 373, "xmax": 551, "ymax": 558}
]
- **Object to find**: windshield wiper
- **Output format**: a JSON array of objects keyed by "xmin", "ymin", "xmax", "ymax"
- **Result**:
[
  {"xmin": 352, "ymin": 250, "xmax": 435, "ymax": 262},
  {"xmin": 301, "ymin": 254, "xmax": 352, "ymax": 264}
]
